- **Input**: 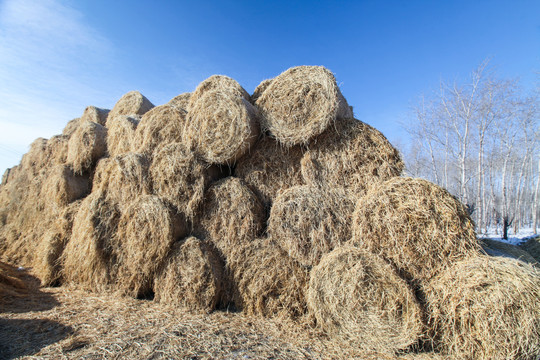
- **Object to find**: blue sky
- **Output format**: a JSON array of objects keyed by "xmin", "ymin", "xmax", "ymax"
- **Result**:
[{"xmin": 0, "ymin": 0, "xmax": 539, "ymax": 173}]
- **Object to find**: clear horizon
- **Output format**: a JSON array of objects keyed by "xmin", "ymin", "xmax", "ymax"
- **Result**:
[{"xmin": 1, "ymin": 0, "xmax": 539, "ymax": 174}]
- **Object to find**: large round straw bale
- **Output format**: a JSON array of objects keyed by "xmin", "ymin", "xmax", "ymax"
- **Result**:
[
  {"xmin": 105, "ymin": 115, "xmax": 140, "ymax": 157},
  {"xmin": 194, "ymin": 177, "xmax": 265, "ymax": 258},
  {"xmin": 21, "ymin": 138, "xmax": 48, "ymax": 173},
  {"xmin": 268, "ymin": 185, "xmax": 355, "ymax": 267},
  {"xmin": 61, "ymin": 190, "xmax": 121, "ymax": 291},
  {"xmin": 115, "ymin": 195, "xmax": 189, "ymax": 298},
  {"xmin": 187, "ymin": 75, "xmax": 250, "ymax": 105},
  {"xmin": 43, "ymin": 134, "xmax": 70, "ymax": 166},
  {"xmin": 154, "ymin": 236, "xmax": 223, "ymax": 312},
  {"xmin": 255, "ymin": 66, "xmax": 352, "ymax": 147},
  {"xmin": 62, "ymin": 118, "xmax": 80, "ymax": 137},
  {"xmin": 350, "ymin": 177, "xmax": 481, "ymax": 281},
  {"xmin": 108, "ymin": 90, "xmax": 154, "ymax": 119},
  {"xmin": 301, "ymin": 117, "xmax": 404, "ymax": 193},
  {"xmin": 66, "ymin": 120, "xmax": 107, "ymax": 174},
  {"xmin": 184, "ymin": 89, "xmax": 260, "ymax": 164},
  {"xmin": 150, "ymin": 142, "xmax": 215, "ymax": 220},
  {"xmin": 34, "ymin": 200, "xmax": 81, "ymax": 286},
  {"xmin": 132, "ymin": 104, "xmax": 187, "ymax": 155},
  {"xmin": 235, "ymin": 136, "xmax": 305, "ymax": 208},
  {"xmin": 81, "ymin": 105, "xmax": 110, "ymax": 126},
  {"xmin": 92, "ymin": 153, "xmax": 151, "ymax": 210},
  {"xmin": 307, "ymin": 246, "xmax": 424, "ymax": 353},
  {"xmin": 250, "ymin": 78, "xmax": 273, "ymax": 103},
  {"xmin": 42, "ymin": 165, "xmax": 90, "ymax": 207},
  {"xmin": 167, "ymin": 92, "xmax": 191, "ymax": 110},
  {"xmin": 423, "ymin": 256, "xmax": 540, "ymax": 360},
  {"xmin": 228, "ymin": 237, "xmax": 309, "ymax": 318}
]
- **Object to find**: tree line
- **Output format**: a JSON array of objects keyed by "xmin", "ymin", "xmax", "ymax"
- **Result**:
[{"xmin": 401, "ymin": 61, "xmax": 539, "ymax": 239}]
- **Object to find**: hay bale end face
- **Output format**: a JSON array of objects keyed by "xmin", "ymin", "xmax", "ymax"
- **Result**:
[
  {"xmin": 132, "ymin": 104, "xmax": 187, "ymax": 156},
  {"xmin": 268, "ymin": 185, "xmax": 355, "ymax": 267},
  {"xmin": 154, "ymin": 236, "xmax": 223, "ymax": 312},
  {"xmin": 187, "ymin": 75, "xmax": 250, "ymax": 104},
  {"xmin": 106, "ymin": 115, "xmax": 140, "ymax": 157},
  {"xmin": 194, "ymin": 177, "xmax": 265, "ymax": 259},
  {"xmin": 350, "ymin": 177, "xmax": 481, "ymax": 281},
  {"xmin": 115, "ymin": 195, "xmax": 189, "ymax": 298},
  {"xmin": 235, "ymin": 136, "xmax": 305, "ymax": 208},
  {"xmin": 307, "ymin": 246, "xmax": 424, "ymax": 353},
  {"xmin": 256, "ymin": 66, "xmax": 352, "ymax": 147},
  {"xmin": 185, "ymin": 88, "xmax": 260, "ymax": 164},
  {"xmin": 302, "ymin": 117, "xmax": 403, "ymax": 194},
  {"xmin": 423, "ymin": 256, "xmax": 540, "ymax": 360},
  {"xmin": 81, "ymin": 106, "xmax": 110, "ymax": 126},
  {"xmin": 66, "ymin": 120, "xmax": 107, "ymax": 175},
  {"xmin": 150, "ymin": 142, "xmax": 214, "ymax": 220},
  {"xmin": 108, "ymin": 90, "xmax": 154, "ymax": 119},
  {"xmin": 42, "ymin": 165, "xmax": 90, "ymax": 207},
  {"xmin": 229, "ymin": 237, "xmax": 309, "ymax": 319}
]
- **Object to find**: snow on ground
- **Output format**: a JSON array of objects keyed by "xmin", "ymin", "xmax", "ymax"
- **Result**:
[{"xmin": 478, "ymin": 227, "xmax": 539, "ymax": 245}]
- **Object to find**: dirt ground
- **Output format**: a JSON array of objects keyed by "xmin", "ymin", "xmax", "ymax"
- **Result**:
[{"xmin": 0, "ymin": 267, "xmax": 451, "ymax": 360}]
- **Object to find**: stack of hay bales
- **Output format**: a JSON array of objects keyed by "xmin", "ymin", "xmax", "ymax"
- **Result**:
[{"xmin": 1, "ymin": 65, "xmax": 538, "ymax": 359}]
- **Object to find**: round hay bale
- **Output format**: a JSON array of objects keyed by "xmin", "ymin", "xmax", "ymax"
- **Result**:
[
  {"xmin": 301, "ymin": 117, "xmax": 404, "ymax": 194},
  {"xmin": 255, "ymin": 66, "xmax": 352, "ymax": 147},
  {"xmin": 61, "ymin": 190, "xmax": 121, "ymax": 291},
  {"xmin": 108, "ymin": 90, "xmax": 154, "ymax": 119},
  {"xmin": 33, "ymin": 200, "xmax": 81, "ymax": 286},
  {"xmin": 234, "ymin": 136, "xmax": 305, "ymax": 208},
  {"xmin": 62, "ymin": 118, "xmax": 80, "ymax": 137},
  {"xmin": 307, "ymin": 246, "xmax": 424, "ymax": 353},
  {"xmin": 187, "ymin": 75, "xmax": 250, "ymax": 105},
  {"xmin": 194, "ymin": 177, "xmax": 265, "ymax": 258},
  {"xmin": 268, "ymin": 185, "xmax": 355, "ymax": 267},
  {"xmin": 115, "ymin": 195, "xmax": 189, "ymax": 298},
  {"xmin": 105, "ymin": 115, "xmax": 140, "ymax": 157},
  {"xmin": 66, "ymin": 120, "xmax": 107, "ymax": 174},
  {"xmin": 41, "ymin": 165, "xmax": 90, "ymax": 207},
  {"xmin": 21, "ymin": 138, "xmax": 48, "ymax": 173},
  {"xmin": 80, "ymin": 105, "xmax": 110, "ymax": 126},
  {"xmin": 154, "ymin": 236, "xmax": 223, "ymax": 312},
  {"xmin": 350, "ymin": 177, "xmax": 481, "ymax": 281},
  {"xmin": 92, "ymin": 153, "xmax": 151, "ymax": 210},
  {"xmin": 184, "ymin": 75, "xmax": 259, "ymax": 164},
  {"xmin": 229, "ymin": 237, "xmax": 309, "ymax": 318},
  {"xmin": 423, "ymin": 256, "xmax": 540, "ymax": 359},
  {"xmin": 250, "ymin": 78, "xmax": 273, "ymax": 103},
  {"xmin": 150, "ymin": 142, "xmax": 215, "ymax": 220},
  {"xmin": 132, "ymin": 104, "xmax": 187, "ymax": 155},
  {"xmin": 45, "ymin": 134, "xmax": 70, "ymax": 165},
  {"xmin": 167, "ymin": 92, "xmax": 192, "ymax": 110}
]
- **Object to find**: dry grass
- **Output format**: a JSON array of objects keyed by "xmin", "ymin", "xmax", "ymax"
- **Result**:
[
  {"xmin": 80, "ymin": 105, "xmax": 110, "ymax": 126},
  {"xmin": 33, "ymin": 201, "xmax": 82, "ymax": 286},
  {"xmin": 92, "ymin": 153, "xmax": 151, "ymax": 211},
  {"xmin": 268, "ymin": 185, "xmax": 355, "ymax": 267},
  {"xmin": 61, "ymin": 190, "xmax": 121, "ymax": 292},
  {"xmin": 255, "ymin": 66, "xmax": 352, "ymax": 147},
  {"xmin": 251, "ymin": 78, "xmax": 273, "ymax": 103},
  {"xmin": 150, "ymin": 142, "xmax": 214, "ymax": 220},
  {"xmin": 66, "ymin": 120, "xmax": 108, "ymax": 175},
  {"xmin": 62, "ymin": 118, "xmax": 80, "ymax": 137},
  {"xmin": 423, "ymin": 255, "xmax": 540, "ymax": 360},
  {"xmin": 184, "ymin": 87, "xmax": 260, "ymax": 164},
  {"xmin": 307, "ymin": 246, "xmax": 424, "ymax": 354},
  {"xmin": 350, "ymin": 177, "xmax": 481, "ymax": 282},
  {"xmin": 132, "ymin": 104, "xmax": 187, "ymax": 155},
  {"xmin": 235, "ymin": 135, "xmax": 305, "ymax": 208},
  {"xmin": 20, "ymin": 137, "xmax": 48, "ymax": 174},
  {"xmin": 115, "ymin": 195, "xmax": 189, "ymax": 298},
  {"xmin": 194, "ymin": 177, "xmax": 265, "ymax": 259},
  {"xmin": 105, "ymin": 114, "xmax": 140, "ymax": 157},
  {"xmin": 228, "ymin": 237, "xmax": 309, "ymax": 319},
  {"xmin": 167, "ymin": 92, "xmax": 192, "ymax": 110},
  {"xmin": 0, "ymin": 261, "xmax": 28, "ymax": 300},
  {"xmin": 41, "ymin": 165, "xmax": 90, "ymax": 207},
  {"xmin": 302, "ymin": 117, "xmax": 404, "ymax": 194},
  {"xmin": 154, "ymin": 236, "xmax": 224, "ymax": 313},
  {"xmin": 188, "ymin": 75, "xmax": 250, "ymax": 103},
  {"xmin": 45, "ymin": 134, "xmax": 70, "ymax": 165},
  {"xmin": 108, "ymin": 90, "xmax": 154, "ymax": 119}
]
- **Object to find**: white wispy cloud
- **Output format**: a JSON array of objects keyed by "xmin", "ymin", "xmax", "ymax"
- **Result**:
[{"xmin": 0, "ymin": 0, "xmax": 116, "ymax": 172}]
